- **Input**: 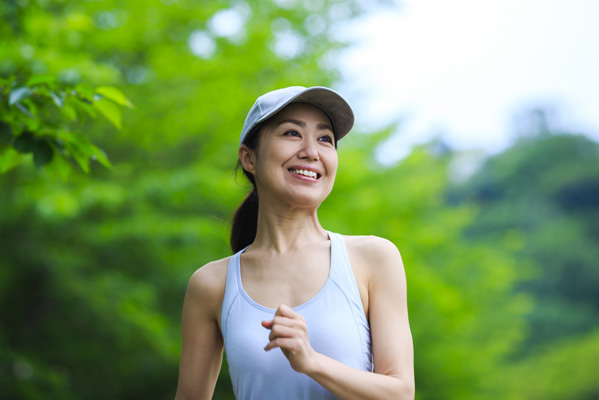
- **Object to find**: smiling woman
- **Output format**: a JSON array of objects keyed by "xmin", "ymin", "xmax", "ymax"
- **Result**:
[{"xmin": 174, "ymin": 86, "xmax": 415, "ymax": 400}]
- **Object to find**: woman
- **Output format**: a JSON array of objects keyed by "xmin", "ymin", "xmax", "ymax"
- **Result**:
[{"xmin": 175, "ymin": 86, "xmax": 414, "ymax": 399}]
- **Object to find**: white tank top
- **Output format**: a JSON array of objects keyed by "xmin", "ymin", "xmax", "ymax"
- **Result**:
[{"xmin": 220, "ymin": 231, "xmax": 372, "ymax": 400}]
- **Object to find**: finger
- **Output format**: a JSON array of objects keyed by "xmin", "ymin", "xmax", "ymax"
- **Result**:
[
  {"xmin": 263, "ymin": 314, "xmax": 303, "ymax": 329},
  {"xmin": 277, "ymin": 306, "xmax": 307, "ymax": 325},
  {"xmin": 264, "ymin": 337, "xmax": 299, "ymax": 352},
  {"xmin": 270, "ymin": 315, "xmax": 298, "ymax": 328},
  {"xmin": 268, "ymin": 324, "xmax": 297, "ymax": 341},
  {"xmin": 276, "ymin": 304, "xmax": 296, "ymax": 318},
  {"xmin": 271, "ymin": 318, "xmax": 309, "ymax": 339},
  {"xmin": 274, "ymin": 304, "xmax": 288, "ymax": 317},
  {"xmin": 261, "ymin": 320, "xmax": 273, "ymax": 329}
]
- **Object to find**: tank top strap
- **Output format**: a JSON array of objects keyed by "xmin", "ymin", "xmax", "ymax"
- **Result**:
[
  {"xmin": 327, "ymin": 231, "xmax": 372, "ymax": 370},
  {"xmin": 220, "ymin": 248, "xmax": 245, "ymax": 339},
  {"xmin": 327, "ymin": 231, "xmax": 363, "ymax": 306}
]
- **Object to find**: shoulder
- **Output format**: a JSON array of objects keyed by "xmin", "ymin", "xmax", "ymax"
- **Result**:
[
  {"xmin": 343, "ymin": 235, "xmax": 402, "ymax": 266},
  {"xmin": 343, "ymin": 235, "xmax": 400, "ymax": 256},
  {"xmin": 342, "ymin": 235, "xmax": 405, "ymax": 283},
  {"xmin": 188, "ymin": 256, "xmax": 231, "ymax": 290},
  {"xmin": 184, "ymin": 256, "xmax": 232, "ymax": 319}
]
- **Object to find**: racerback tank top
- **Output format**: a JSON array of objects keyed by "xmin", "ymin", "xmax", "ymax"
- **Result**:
[{"xmin": 220, "ymin": 231, "xmax": 373, "ymax": 400}]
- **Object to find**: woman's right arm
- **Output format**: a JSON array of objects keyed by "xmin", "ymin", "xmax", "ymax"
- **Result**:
[{"xmin": 175, "ymin": 260, "xmax": 228, "ymax": 400}]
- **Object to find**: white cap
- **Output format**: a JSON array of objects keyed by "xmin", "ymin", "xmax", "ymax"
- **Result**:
[{"xmin": 239, "ymin": 86, "xmax": 354, "ymax": 145}]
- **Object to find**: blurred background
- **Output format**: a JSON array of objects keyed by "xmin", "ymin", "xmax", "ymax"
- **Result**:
[{"xmin": 1, "ymin": 0, "xmax": 597, "ymax": 399}]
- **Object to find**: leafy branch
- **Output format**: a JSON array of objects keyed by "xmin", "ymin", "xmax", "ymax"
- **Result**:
[{"xmin": 0, "ymin": 75, "xmax": 133, "ymax": 175}]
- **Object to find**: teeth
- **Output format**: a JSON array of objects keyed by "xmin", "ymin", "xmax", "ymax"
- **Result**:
[{"xmin": 291, "ymin": 169, "xmax": 318, "ymax": 179}]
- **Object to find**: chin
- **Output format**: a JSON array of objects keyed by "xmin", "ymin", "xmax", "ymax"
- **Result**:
[{"xmin": 289, "ymin": 191, "xmax": 331, "ymax": 209}]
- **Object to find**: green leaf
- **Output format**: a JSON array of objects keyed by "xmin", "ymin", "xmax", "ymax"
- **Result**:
[
  {"xmin": 33, "ymin": 140, "xmax": 54, "ymax": 168},
  {"xmin": 9, "ymin": 87, "xmax": 33, "ymax": 105},
  {"xmin": 96, "ymin": 86, "xmax": 134, "ymax": 108},
  {"xmin": 59, "ymin": 131, "xmax": 95, "ymax": 173},
  {"xmin": 13, "ymin": 131, "xmax": 36, "ymax": 153},
  {"xmin": 16, "ymin": 103, "xmax": 34, "ymax": 118},
  {"xmin": 50, "ymin": 91, "xmax": 64, "ymax": 107},
  {"xmin": 93, "ymin": 98, "xmax": 122, "ymax": 129},
  {"xmin": 60, "ymin": 104, "xmax": 77, "ymax": 120},
  {"xmin": 0, "ymin": 122, "xmax": 12, "ymax": 144},
  {"xmin": 71, "ymin": 147, "xmax": 90, "ymax": 173},
  {"xmin": 63, "ymin": 139, "xmax": 90, "ymax": 173},
  {"xmin": 58, "ymin": 132, "xmax": 112, "ymax": 172},
  {"xmin": 72, "ymin": 98, "xmax": 97, "ymax": 118},
  {"xmin": 26, "ymin": 75, "xmax": 56, "ymax": 86},
  {"xmin": 74, "ymin": 83, "xmax": 96, "ymax": 100},
  {"xmin": 0, "ymin": 147, "xmax": 26, "ymax": 173},
  {"xmin": 89, "ymin": 144, "xmax": 112, "ymax": 168}
]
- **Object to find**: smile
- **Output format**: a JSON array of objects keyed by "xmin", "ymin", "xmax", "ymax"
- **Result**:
[{"xmin": 289, "ymin": 168, "xmax": 320, "ymax": 179}]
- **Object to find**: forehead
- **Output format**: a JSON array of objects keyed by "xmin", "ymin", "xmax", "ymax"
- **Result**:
[{"xmin": 267, "ymin": 102, "xmax": 333, "ymax": 127}]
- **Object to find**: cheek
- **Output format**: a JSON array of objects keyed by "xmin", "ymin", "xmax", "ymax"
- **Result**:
[
  {"xmin": 326, "ymin": 153, "xmax": 338, "ymax": 176},
  {"xmin": 253, "ymin": 145, "xmax": 284, "ymax": 182}
]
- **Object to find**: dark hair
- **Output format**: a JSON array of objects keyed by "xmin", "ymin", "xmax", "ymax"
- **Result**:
[{"xmin": 230, "ymin": 128, "xmax": 261, "ymax": 252}]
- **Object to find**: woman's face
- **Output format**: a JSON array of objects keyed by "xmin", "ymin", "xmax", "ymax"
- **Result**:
[{"xmin": 239, "ymin": 102, "xmax": 338, "ymax": 210}]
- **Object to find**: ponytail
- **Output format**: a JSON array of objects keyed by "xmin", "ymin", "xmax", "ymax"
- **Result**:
[
  {"xmin": 230, "ymin": 186, "xmax": 258, "ymax": 252},
  {"xmin": 230, "ymin": 128, "xmax": 261, "ymax": 253}
]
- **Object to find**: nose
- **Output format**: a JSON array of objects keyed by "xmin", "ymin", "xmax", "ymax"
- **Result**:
[{"xmin": 297, "ymin": 138, "xmax": 319, "ymax": 161}]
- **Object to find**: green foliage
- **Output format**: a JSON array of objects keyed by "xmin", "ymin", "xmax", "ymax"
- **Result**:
[
  {"xmin": 451, "ymin": 121, "xmax": 599, "ymax": 399},
  {"xmin": 0, "ymin": 76, "xmax": 131, "ymax": 174},
  {"xmin": 504, "ymin": 331, "xmax": 599, "ymax": 399},
  {"xmin": 454, "ymin": 129, "xmax": 599, "ymax": 347}
]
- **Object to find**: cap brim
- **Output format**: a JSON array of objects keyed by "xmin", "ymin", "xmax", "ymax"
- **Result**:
[{"xmin": 256, "ymin": 86, "xmax": 354, "ymax": 142}]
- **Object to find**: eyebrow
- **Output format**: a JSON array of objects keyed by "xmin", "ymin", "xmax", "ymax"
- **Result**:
[{"xmin": 277, "ymin": 118, "xmax": 333, "ymax": 132}]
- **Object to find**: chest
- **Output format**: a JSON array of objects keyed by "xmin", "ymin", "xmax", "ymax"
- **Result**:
[
  {"xmin": 239, "ymin": 246, "xmax": 331, "ymax": 310},
  {"xmin": 223, "ymin": 284, "xmax": 373, "ymax": 395}
]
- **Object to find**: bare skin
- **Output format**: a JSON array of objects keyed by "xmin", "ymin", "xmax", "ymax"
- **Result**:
[{"xmin": 175, "ymin": 104, "xmax": 414, "ymax": 400}]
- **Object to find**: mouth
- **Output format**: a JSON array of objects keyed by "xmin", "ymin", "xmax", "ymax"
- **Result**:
[{"xmin": 288, "ymin": 168, "xmax": 321, "ymax": 180}]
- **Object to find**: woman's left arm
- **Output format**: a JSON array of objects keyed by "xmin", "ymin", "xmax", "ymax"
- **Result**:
[{"xmin": 262, "ymin": 237, "xmax": 415, "ymax": 400}]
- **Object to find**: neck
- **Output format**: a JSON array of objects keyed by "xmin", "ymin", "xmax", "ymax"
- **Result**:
[{"xmin": 251, "ymin": 203, "xmax": 328, "ymax": 254}]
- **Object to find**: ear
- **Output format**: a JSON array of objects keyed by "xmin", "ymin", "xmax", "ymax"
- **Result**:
[{"xmin": 239, "ymin": 144, "xmax": 257, "ymax": 175}]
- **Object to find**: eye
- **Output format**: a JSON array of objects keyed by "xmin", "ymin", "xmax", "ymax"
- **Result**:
[
  {"xmin": 283, "ymin": 130, "xmax": 300, "ymax": 137},
  {"xmin": 318, "ymin": 134, "xmax": 334, "ymax": 144}
]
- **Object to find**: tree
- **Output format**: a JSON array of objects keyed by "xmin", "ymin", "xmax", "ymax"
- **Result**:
[{"xmin": 452, "ymin": 110, "xmax": 599, "ymax": 398}]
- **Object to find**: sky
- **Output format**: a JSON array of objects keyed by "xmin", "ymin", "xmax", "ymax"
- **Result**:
[{"xmin": 335, "ymin": 0, "xmax": 599, "ymax": 161}]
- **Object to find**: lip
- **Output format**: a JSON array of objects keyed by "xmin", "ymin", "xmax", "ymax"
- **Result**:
[{"xmin": 287, "ymin": 165, "xmax": 322, "ymax": 181}]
